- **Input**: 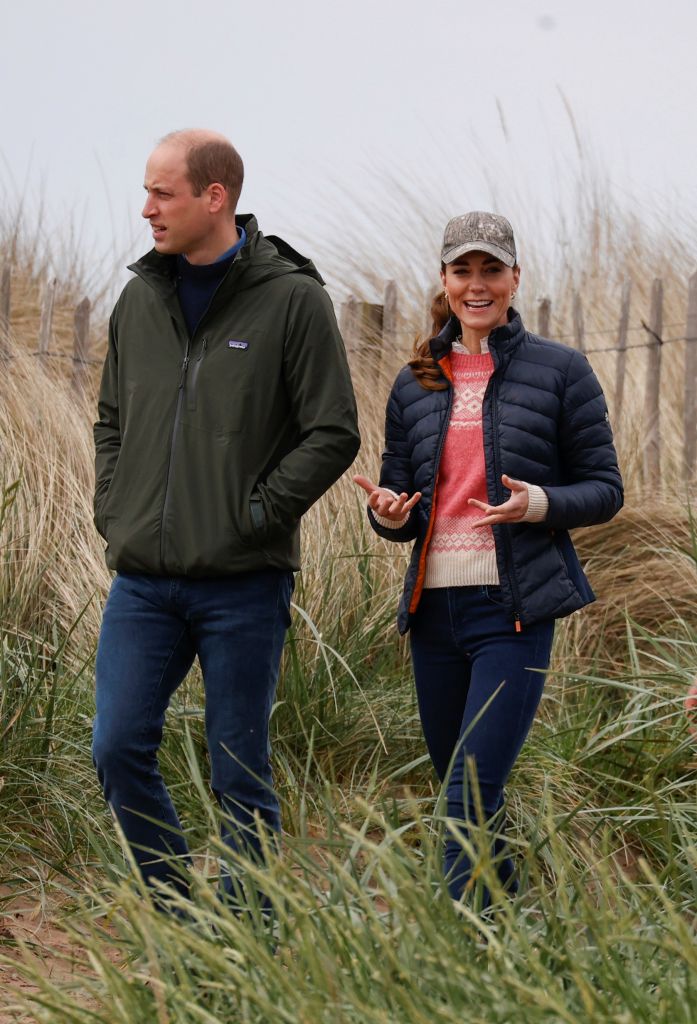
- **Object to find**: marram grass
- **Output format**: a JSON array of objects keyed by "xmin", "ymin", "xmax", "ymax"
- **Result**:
[
  {"xmin": 2, "ymin": 776, "xmax": 696, "ymax": 1024},
  {"xmin": 2, "ymin": 191, "xmax": 697, "ymax": 1020},
  {"xmin": 1, "ymin": 613, "xmax": 695, "ymax": 1022}
]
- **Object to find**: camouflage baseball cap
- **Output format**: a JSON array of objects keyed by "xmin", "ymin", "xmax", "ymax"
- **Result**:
[{"xmin": 441, "ymin": 211, "xmax": 517, "ymax": 267}]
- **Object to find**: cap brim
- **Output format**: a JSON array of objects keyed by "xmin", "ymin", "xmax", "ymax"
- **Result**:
[{"xmin": 441, "ymin": 240, "xmax": 516, "ymax": 268}]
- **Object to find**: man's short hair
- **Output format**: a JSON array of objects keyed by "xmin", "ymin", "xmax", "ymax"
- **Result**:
[{"xmin": 161, "ymin": 131, "xmax": 244, "ymax": 211}]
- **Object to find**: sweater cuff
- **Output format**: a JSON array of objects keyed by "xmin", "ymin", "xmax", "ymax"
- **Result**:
[
  {"xmin": 373, "ymin": 510, "xmax": 411, "ymax": 529},
  {"xmin": 371, "ymin": 488, "xmax": 411, "ymax": 530},
  {"xmin": 521, "ymin": 483, "xmax": 549, "ymax": 523}
]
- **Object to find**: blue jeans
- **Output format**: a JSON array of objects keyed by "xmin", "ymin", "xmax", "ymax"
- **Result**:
[
  {"xmin": 92, "ymin": 570, "xmax": 293, "ymax": 899},
  {"xmin": 409, "ymin": 586, "xmax": 554, "ymax": 905}
]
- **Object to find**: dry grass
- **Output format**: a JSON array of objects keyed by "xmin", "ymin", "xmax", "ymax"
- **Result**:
[
  {"xmin": 0, "ymin": 342, "xmax": 108, "ymax": 643},
  {"xmin": 1, "ymin": 192, "xmax": 696, "ymax": 1024},
  {"xmin": 1, "ymin": 190, "xmax": 696, "ymax": 655}
]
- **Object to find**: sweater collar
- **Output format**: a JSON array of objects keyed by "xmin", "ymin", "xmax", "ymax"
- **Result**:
[
  {"xmin": 128, "ymin": 214, "xmax": 259, "ymax": 294},
  {"xmin": 430, "ymin": 307, "xmax": 525, "ymax": 367}
]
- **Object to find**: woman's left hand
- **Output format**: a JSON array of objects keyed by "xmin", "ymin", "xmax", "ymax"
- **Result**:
[{"xmin": 469, "ymin": 475, "xmax": 529, "ymax": 527}]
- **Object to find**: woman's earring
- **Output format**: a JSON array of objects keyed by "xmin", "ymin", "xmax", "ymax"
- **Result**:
[
  {"xmin": 443, "ymin": 291, "xmax": 449, "ymax": 305},
  {"xmin": 511, "ymin": 292, "xmax": 516, "ymax": 300}
]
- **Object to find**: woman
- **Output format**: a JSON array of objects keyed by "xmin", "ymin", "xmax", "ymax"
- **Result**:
[{"xmin": 354, "ymin": 211, "xmax": 623, "ymax": 907}]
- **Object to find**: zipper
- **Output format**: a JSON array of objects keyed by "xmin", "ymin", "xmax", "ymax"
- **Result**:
[
  {"xmin": 488, "ymin": 374, "xmax": 523, "ymax": 631},
  {"xmin": 152, "ymin": 259, "xmax": 237, "ymax": 571},
  {"xmin": 159, "ymin": 331, "xmax": 191, "ymax": 571},
  {"xmin": 408, "ymin": 368, "xmax": 453, "ymax": 614},
  {"xmin": 187, "ymin": 336, "xmax": 207, "ymax": 411}
]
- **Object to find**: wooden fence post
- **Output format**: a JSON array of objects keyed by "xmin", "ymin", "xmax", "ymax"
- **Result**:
[
  {"xmin": 382, "ymin": 280, "xmax": 399, "ymax": 352},
  {"xmin": 572, "ymin": 292, "xmax": 586, "ymax": 353},
  {"xmin": 37, "ymin": 277, "xmax": 56, "ymax": 362},
  {"xmin": 684, "ymin": 271, "xmax": 697, "ymax": 480},
  {"xmin": 643, "ymin": 277, "xmax": 663, "ymax": 488},
  {"xmin": 340, "ymin": 295, "xmax": 359, "ymax": 355},
  {"xmin": 0, "ymin": 264, "xmax": 10, "ymax": 357},
  {"xmin": 614, "ymin": 280, "xmax": 632, "ymax": 428},
  {"xmin": 537, "ymin": 297, "xmax": 551, "ymax": 338},
  {"xmin": 359, "ymin": 302, "xmax": 383, "ymax": 369},
  {"xmin": 71, "ymin": 297, "xmax": 91, "ymax": 394},
  {"xmin": 341, "ymin": 296, "xmax": 383, "ymax": 358}
]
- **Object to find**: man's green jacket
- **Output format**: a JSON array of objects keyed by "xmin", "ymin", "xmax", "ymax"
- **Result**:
[{"xmin": 94, "ymin": 214, "xmax": 360, "ymax": 576}]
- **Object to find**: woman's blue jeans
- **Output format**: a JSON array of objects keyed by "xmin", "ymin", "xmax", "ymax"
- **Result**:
[
  {"xmin": 409, "ymin": 586, "xmax": 554, "ymax": 905},
  {"xmin": 92, "ymin": 570, "xmax": 293, "ymax": 900}
]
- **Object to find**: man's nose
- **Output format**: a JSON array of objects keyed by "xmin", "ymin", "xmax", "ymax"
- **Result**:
[{"xmin": 142, "ymin": 195, "xmax": 156, "ymax": 219}]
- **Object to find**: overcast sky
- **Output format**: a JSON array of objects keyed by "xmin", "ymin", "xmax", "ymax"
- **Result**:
[{"xmin": 2, "ymin": 0, "xmax": 696, "ymax": 298}]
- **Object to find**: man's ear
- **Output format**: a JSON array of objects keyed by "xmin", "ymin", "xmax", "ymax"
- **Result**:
[{"xmin": 207, "ymin": 182, "xmax": 227, "ymax": 214}]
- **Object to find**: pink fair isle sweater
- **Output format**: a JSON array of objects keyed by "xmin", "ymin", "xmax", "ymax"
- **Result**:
[
  {"xmin": 423, "ymin": 345, "xmax": 498, "ymax": 587},
  {"xmin": 375, "ymin": 340, "xmax": 549, "ymax": 588}
]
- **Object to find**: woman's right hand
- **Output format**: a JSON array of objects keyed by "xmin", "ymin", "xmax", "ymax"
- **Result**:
[{"xmin": 353, "ymin": 475, "xmax": 422, "ymax": 521}]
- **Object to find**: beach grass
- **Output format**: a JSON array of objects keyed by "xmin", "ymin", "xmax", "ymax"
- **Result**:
[{"xmin": 1, "ymin": 187, "xmax": 696, "ymax": 1021}]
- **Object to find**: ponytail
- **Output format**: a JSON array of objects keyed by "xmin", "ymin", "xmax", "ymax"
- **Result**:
[{"xmin": 408, "ymin": 289, "xmax": 451, "ymax": 391}]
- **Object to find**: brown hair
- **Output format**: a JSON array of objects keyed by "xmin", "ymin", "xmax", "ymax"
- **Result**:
[
  {"xmin": 160, "ymin": 131, "xmax": 244, "ymax": 212},
  {"xmin": 407, "ymin": 284, "xmax": 451, "ymax": 391}
]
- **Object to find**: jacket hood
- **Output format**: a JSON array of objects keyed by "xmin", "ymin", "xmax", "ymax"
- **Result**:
[
  {"xmin": 430, "ymin": 307, "xmax": 525, "ymax": 367},
  {"xmin": 128, "ymin": 213, "xmax": 325, "ymax": 295}
]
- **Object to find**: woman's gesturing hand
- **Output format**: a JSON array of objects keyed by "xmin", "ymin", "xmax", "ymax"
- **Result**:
[
  {"xmin": 353, "ymin": 475, "xmax": 422, "ymax": 521},
  {"xmin": 469, "ymin": 474, "xmax": 529, "ymax": 527}
]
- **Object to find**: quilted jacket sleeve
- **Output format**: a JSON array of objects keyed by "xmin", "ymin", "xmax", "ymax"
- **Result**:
[
  {"xmin": 543, "ymin": 350, "xmax": 623, "ymax": 529},
  {"xmin": 367, "ymin": 377, "xmax": 420, "ymax": 543}
]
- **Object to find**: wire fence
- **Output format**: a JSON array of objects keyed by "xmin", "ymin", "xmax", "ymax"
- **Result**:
[
  {"xmin": 0, "ymin": 273, "xmax": 95, "ymax": 390},
  {"xmin": 1, "ymin": 262, "xmax": 696, "ymax": 485},
  {"xmin": 340, "ymin": 275, "xmax": 697, "ymax": 486}
]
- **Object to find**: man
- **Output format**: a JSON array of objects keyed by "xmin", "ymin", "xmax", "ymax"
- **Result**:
[{"xmin": 92, "ymin": 129, "xmax": 360, "ymax": 901}]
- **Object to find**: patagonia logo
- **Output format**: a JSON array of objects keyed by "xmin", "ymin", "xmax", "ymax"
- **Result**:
[{"xmin": 228, "ymin": 339, "xmax": 249, "ymax": 350}]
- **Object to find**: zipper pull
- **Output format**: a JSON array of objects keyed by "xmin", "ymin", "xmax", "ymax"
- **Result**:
[
  {"xmin": 178, "ymin": 354, "xmax": 190, "ymax": 389},
  {"xmin": 515, "ymin": 616, "xmax": 522, "ymax": 633}
]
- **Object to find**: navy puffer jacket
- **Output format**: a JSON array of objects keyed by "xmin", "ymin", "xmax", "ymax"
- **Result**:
[{"xmin": 369, "ymin": 310, "xmax": 624, "ymax": 634}]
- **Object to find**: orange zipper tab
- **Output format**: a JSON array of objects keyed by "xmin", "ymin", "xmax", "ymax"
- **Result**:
[{"xmin": 514, "ymin": 617, "xmax": 522, "ymax": 633}]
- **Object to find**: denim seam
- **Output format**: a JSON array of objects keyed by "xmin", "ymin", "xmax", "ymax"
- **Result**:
[
  {"xmin": 268, "ymin": 573, "xmax": 290, "ymax": 725},
  {"xmin": 445, "ymin": 588, "xmax": 461, "ymax": 654},
  {"xmin": 510, "ymin": 624, "xmax": 552, "ymax": 756},
  {"xmin": 137, "ymin": 625, "xmax": 191, "ymax": 816},
  {"xmin": 510, "ymin": 668, "xmax": 534, "ymax": 764}
]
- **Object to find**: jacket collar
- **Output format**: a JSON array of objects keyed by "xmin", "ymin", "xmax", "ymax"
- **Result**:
[
  {"xmin": 430, "ymin": 307, "xmax": 525, "ymax": 369},
  {"xmin": 127, "ymin": 214, "xmax": 260, "ymax": 296}
]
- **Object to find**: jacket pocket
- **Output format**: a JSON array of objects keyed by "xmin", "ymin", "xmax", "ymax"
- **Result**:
[
  {"xmin": 482, "ymin": 585, "xmax": 507, "ymax": 608},
  {"xmin": 186, "ymin": 337, "xmax": 208, "ymax": 412},
  {"xmin": 94, "ymin": 455, "xmax": 125, "ymax": 538},
  {"xmin": 249, "ymin": 492, "xmax": 267, "ymax": 539}
]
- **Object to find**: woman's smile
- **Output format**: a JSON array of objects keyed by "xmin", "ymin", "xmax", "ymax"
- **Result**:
[{"xmin": 441, "ymin": 250, "xmax": 520, "ymax": 349}]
